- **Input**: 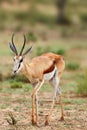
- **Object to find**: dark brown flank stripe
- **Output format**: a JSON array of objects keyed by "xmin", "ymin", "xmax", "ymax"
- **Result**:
[{"xmin": 43, "ymin": 63, "xmax": 55, "ymax": 74}]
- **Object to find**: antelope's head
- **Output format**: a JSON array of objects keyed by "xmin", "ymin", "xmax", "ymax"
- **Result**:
[{"xmin": 9, "ymin": 34, "xmax": 32, "ymax": 74}]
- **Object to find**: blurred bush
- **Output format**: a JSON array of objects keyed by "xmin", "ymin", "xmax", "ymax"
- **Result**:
[
  {"xmin": 27, "ymin": 32, "xmax": 37, "ymax": 42},
  {"xmin": 56, "ymin": 0, "xmax": 71, "ymax": 25},
  {"xmin": 66, "ymin": 62, "xmax": 80, "ymax": 71},
  {"xmin": 0, "ymin": 10, "xmax": 7, "ymax": 22},
  {"xmin": 14, "ymin": 11, "xmax": 28, "ymax": 21},
  {"xmin": 0, "ymin": 72, "xmax": 3, "ymax": 81},
  {"xmin": 36, "ymin": 46, "xmax": 51, "ymax": 56},
  {"xmin": 14, "ymin": 9, "xmax": 55, "ymax": 25},
  {"xmin": 36, "ymin": 46, "xmax": 65, "ymax": 56},
  {"xmin": 80, "ymin": 13, "xmax": 87, "ymax": 24},
  {"xmin": 36, "ymin": 13, "xmax": 55, "ymax": 25},
  {"xmin": 13, "ymin": 75, "xmax": 29, "ymax": 83},
  {"xmin": 56, "ymin": 48, "xmax": 65, "ymax": 55},
  {"xmin": 6, "ymin": 73, "xmax": 29, "ymax": 83},
  {"xmin": 57, "ymin": 15, "xmax": 71, "ymax": 25},
  {"xmin": 77, "ymin": 70, "xmax": 87, "ymax": 96},
  {"xmin": 10, "ymin": 81, "xmax": 23, "ymax": 89},
  {"xmin": 0, "ymin": 9, "xmax": 55, "ymax": 31},
  {"xmin": 5, "ymin": 73, "xmax": 13, "ymax": 80}
]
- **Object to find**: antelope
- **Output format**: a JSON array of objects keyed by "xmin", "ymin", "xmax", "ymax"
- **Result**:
[{"xmin": 9, "ymin": 34, "xmax": 65, "ymax": 125}]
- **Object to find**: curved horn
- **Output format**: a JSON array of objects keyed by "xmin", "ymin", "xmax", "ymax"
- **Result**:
[
  {"xmin": 19, "ymin": 34, "xmax": 26, "ymax": 55},
  {"xmin": 23, "ymin": 46, "xmax": 32, "ymax": 56},
  {"xmin": 9, "ymin": 42, "xmax": 17, "ymax": 54},
  {"xmin": 11, "ymin": 34, "xmax": 18, "ymax": 55}
]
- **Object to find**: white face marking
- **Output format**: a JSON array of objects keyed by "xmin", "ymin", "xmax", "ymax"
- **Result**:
[
  {"xmin": 13, "ymin": 56, "xmax": 24, "ymax": 74},
  {"xmin": 44, "ymin": 67, "xmax": 57, "ymax": 81}
]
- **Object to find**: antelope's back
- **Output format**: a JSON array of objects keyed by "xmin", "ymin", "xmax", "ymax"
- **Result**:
[
  {"xmin": 42, "ymin": 52, "xmax": 65, "ymax": 73},
  {"xmin": 29, "ymin": 55, "xmax": 54, "ymax": 76}
]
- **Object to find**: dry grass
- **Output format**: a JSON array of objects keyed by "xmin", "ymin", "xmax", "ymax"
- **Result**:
[{"xmin": 0, "ymin": 92, "xmax": 87, "ymax": 130}]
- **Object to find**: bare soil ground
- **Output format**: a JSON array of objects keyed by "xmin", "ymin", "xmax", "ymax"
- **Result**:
[{"xmin": 0, "ymin": 92, "xmax": 87, "ymax": 130}]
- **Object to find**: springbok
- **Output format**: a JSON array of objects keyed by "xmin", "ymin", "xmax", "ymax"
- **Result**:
[{"xmin": 9, "ymin": 34, "xmax": 65, "ymax": 125}]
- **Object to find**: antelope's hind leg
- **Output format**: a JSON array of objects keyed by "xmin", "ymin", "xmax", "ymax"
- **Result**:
[
  {"xmin": 45, "ymin": 71, "xmax": 59, "ymax": 125},
  {"xmin": 45, "ymin": 71, "xmax": 64, "ymax": 125},
  {"xmin": 56, "ymin": 83, "xmax": 64, "ymax": 120}
]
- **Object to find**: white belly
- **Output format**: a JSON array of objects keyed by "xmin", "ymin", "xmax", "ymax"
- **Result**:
[{"xmin": 44, "ymin": 67, "xmax": 57, "ymax": 81}]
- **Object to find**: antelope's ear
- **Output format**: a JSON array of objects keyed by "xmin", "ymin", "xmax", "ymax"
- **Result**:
[{"xmin": 23, "ymin": 46, "xmax": 32, "ymax": 56}]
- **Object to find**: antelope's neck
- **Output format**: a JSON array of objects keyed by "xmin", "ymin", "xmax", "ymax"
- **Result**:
[
  {"xmin": 22, "ymin": 59, "xmax": 34, "ymax": 83},
  {"xmin": 22, "ymin": 60, "xmax": 29, "ymax": 73}
]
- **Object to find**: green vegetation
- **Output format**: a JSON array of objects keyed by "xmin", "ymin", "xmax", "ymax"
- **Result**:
[
  {"xmin": 0, "ymin": 72, "xmax": 3, "ymax": 81},
  {"xmin": 27, "ymin": 32, "xmax": 37, "ymax": 42},
  {"xmin": 66, "ymin": 62, "xmax": 80, "ymax": 71},
  {"xmin": 5, "ymin": 73, "xmax": 29, "ymax": 83},
  {"xmin": 11, "ymin": 75, "xmax": 29, "ymax": 83},
  {"xmin": 77, "ymin": 70, "xmax": 87, "ymax": 96},
  {"xmin": 80, "ymin": 13, "xmax": 87, "ymax": 24},
  {"xmin": 10, "ymin": 82, "xmax": 23, "ymax": 89},
  {"xmin": 36, "ymin": 46, "xmax": 51, "ymax": 56},
  {"xmin": 64, "ymin": 106, "xmax": 72, "ymax": 110},
  {"xmin": 36, "ymin": 46, "xmax": 65, "ymax": 56},
  {"xmin": 56, "ymin": 48, "xmax": 65, "ymax": 55}
]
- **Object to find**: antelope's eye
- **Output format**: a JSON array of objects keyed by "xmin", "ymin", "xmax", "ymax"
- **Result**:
[{"xmin": 20, "ymin": 58, "xmax": 23, "ymax": 63}]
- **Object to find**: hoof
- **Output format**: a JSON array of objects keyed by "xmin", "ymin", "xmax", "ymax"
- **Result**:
[
  {"xmin": 45, "ymin": 115, "xmax": 50, "ymax": 125},
  {"xmin": 45, "ymin": 120, "xmax": 49, "ymax": 125},
  {"xmin": 59, "ymin": 116, "xmax": 64, "ymax": 121},
  {"xmin": 32, "ymin": 120, "xmax": 37, "ymax": 126}
]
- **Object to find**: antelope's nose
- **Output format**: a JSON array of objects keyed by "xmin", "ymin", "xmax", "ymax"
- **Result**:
[{"xmin": 14, "ymin": 70, "xmax": 16, "ymax": 74}]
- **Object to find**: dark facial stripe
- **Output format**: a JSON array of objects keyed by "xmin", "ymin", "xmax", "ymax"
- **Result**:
[
  {"xmin": 18, "ymin": 63, "xmax": 21, "ymax": 69},
  {"xmin": 43, "ymin": 64, "xmax": 55, "ymax": 74}
]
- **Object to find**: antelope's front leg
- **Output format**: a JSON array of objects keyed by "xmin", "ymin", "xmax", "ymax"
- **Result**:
[
  {"xmin": 35, "ymin": 93, "xmax": 38, "ymax": 124},
  {"xmin": 31, "ymin": 93, "xmax": 36, "ymax": 125},
  {"xmin": 31, "ymin": 80, "xmax": 44, "ymax": 125},
  {"xmin": 32, "ymin": 93, "xmax": 38, "ymax": 125}
]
